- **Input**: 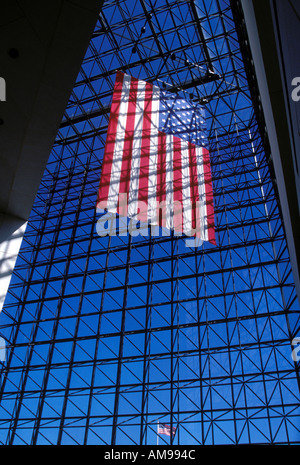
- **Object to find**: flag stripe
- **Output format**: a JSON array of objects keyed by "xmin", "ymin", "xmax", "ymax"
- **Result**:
[
  {"xmin": 203, "ymin": 147, "xmax": 216, "ymax": 245},
  {"xmin": 188, "ymin": 142, "xmax": 200, "ymax": 236},
  {"xmin": 97, "ymin": 71, "xmax": 124, "ymax": 210},
  {"xmin": 107, "ymin": 73, "xmax": 132, "ymax": 213},
  {"xmin": 195, "ymin": 146, "xmax": 207, "ymax": 241},
  {"xmin": 165, "ymin": 134, "xmax": 173, "ymax": 230},
  {"xmin": 157, "ymin": 131, "xmax": 166, "ymax": 227},
  {"xmin": 148, "ymin": 84, "xmax": 160, "ymax": 224},
  {"xmin": 181, "ymin": 138, "xmax": 192, "ymax": 236},
  {"xmin": 127, "ymin": 80, "xmax": 146, "ymax": 218},
  {"xmin": 118, "ymin": 76, "xmax": 139, "ymax": 215},
  {"xmin": 173, "ymin": 136, "xmax": 183, "ymax": 234}
]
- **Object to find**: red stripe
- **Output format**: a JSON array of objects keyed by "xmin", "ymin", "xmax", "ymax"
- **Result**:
[
  {"xmin": 202, "ymin": 148, "xmax": 216, "ymax": 245},
  {"xmin": 97, "ymin": 71, "xmax": 124, "ymax": 209},
  {"xmin": 117, "ymin": 76, "xmax": 139, "ymax": 216},
  {"xmin": 188, "ymin": 142, "xmax": 200, "ymax": 236},
  {"xmin": 173, "ymin": 136, "xmax": 183, "ymax": 234},
  {"xmin": 138, "ymin": 81, "xmax": 153, "ymax": 222},
  {"xmin": 156, "ymin": 131, "xmax": 166, "ymax": 227}
]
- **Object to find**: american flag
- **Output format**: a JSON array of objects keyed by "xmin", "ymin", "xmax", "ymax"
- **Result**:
[
  {"xmin": 158, "ymin": 423, "xmax": 176, "ymax": 437},
  {"xmin": 97, "ymin": 71, "xmax": 216, "ymax": 244}
]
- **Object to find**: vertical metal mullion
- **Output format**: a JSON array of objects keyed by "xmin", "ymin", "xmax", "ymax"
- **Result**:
[
  {"xmin": 6, "ymin": 160, "xmax": 68, "ymax": 445},
  {"xmin": 30, "ymin": 155, "xmax": 81, "ymax": 444},
  {"xmin": 175, "ymin": 237, "xmax": 180, "ymax": 445},
  {"xmin": 195, "ymin": 247, "xmax": 205, "ymax": 444},
  {"xmin": 228, "ymin": 136, "xmax": 251, "ymax": 444},
  {"xmin": 111, "ymin": 234, "xmax": 132, "ymax": 445},
  {"xmin": 0, "ymin": 170, "xmax": 60, "ymax": 406},
  {"xmin": 56, "ymin": 166, "xmax": 91, "ymax": 444},
  {"xmin": 140, "ymin": 228, "xmax": 154, "ymax": 445},
  {"xmin": 248, "ymin": 127, "xmax": 282, "ymax": 442},
  {"xmin": 170, "ymin": 233, "xmax": 179, "ymax": 445},
  {"xmin": 83, "ymin": 234, "xmax": 112, "ymax": 444},
  {"xmin": 226, "ymin": 132, "xmax": 250, "ymax": 444}
]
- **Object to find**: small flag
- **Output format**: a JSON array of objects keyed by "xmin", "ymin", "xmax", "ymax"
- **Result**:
[
  {"xmin": 158, "ymin": 423, "xmax": 176, "ymax": 437},
  {"xmin": 97, "ymin": 71, "xmax": 216, "ymax": 244}
]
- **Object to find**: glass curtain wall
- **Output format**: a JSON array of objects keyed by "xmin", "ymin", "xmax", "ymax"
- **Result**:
[{"xmin": 0, "ymin": 0, "xmax": 299, "ymax": 445}]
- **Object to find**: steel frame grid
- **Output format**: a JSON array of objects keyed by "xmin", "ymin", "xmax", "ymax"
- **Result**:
[{"xmin": 0, "ymin": 0, "xmax": 300, "ymax": 446}]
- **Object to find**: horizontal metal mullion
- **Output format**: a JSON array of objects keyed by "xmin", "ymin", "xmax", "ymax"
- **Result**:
[{"xmin": 7, "ymin": 281, "xmax": 291, "ymax": 308}]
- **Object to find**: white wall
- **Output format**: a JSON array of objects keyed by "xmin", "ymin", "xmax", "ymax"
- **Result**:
[
  {"xmin": 0, "ymin": 213, "xmax": 27, "ymax": 312},
  {"xmin": 0, "ymin": 0, "xmax": 101, "ymax": 313}
]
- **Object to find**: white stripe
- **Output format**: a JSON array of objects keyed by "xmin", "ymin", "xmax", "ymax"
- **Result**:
[
  {"xmin": 106, "ymin": 74, "xmax": 131, "ymax": 213},
  {"xmin": 148, "ymin": 84, "xmax": 160, "ymax": 224},
  {"xmin": 181, "ymin": 139, "xmax": 192, "ymax": 235},
  {"xmin": 165, "ymin": 134, "xmax": 173, "ymax": 230},
  {"xmin": 195, "ymin": 146, "xmax": 208, "ymax": 241},
  {"xmin": 127, "ymin": 80, "xmax": 147, "ymax": 218}
]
